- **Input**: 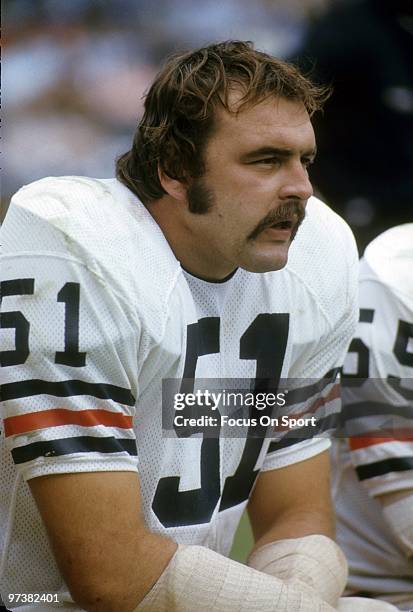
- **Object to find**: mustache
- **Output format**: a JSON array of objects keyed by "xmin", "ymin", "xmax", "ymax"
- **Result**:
[{"xmin": 248, "ymin": 201, "xmax": 306, "ymax": 241}]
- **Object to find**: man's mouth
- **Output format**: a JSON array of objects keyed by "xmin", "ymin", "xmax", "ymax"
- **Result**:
[
  {"xmin": 247, "ymin": 202, "xmax": 306, "ymax": 241},
  {"xmin": 268, "ymin": 219, "xmax": 294, "ymax": 230}
]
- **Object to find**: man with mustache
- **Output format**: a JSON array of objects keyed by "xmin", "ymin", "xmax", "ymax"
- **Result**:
[{"xmin": 1, "ymin": 41, "xmax": 395, "ymax": 611}]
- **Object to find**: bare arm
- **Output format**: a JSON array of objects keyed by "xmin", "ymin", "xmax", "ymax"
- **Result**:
[
  {"xmin": 29, "ymin": 471, "xmax": 177, "ymax": 612},
  {"xmin": 245, "ymin": 450, "xmax": 348, "ymax": 608},
  {"xmin": 29, "ymin": 470, "xmax": 339, "ymax": 612},
  {"xmin": 247, "ymin": 449, "xmax": 335, "ymax": 553}
]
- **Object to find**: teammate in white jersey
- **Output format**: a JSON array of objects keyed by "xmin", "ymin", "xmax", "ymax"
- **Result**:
[
  {"xmin": 333, "ymin": 224, "xmax": 413, "ymax": 609},
  {"xmin": 0, "ymin": 41, "xmax": 396, "ymax": 612}
]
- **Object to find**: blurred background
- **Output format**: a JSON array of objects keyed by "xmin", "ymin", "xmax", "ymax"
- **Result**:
[{"xmin": 2, "ymin": 0, "xmax": 412, "ymax": 249}]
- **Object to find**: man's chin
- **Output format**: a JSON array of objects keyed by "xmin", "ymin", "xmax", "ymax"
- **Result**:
[{"xmin": 239, "ymin": 250, "xmax": 290, "ymax": 273}]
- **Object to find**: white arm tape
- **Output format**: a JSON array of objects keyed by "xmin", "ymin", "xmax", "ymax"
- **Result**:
[
  {"xmin": 134, "ymin": 544, "xmax": 335, "ymax": 611},
  {"xmin": 382, "ymin": 494, "xmax": 413, "ymax": 557},
  {"xmin": 247, "ymin": 534, "xmax": 347, "ymax": 607},
  {"xmin": 337, "ymin": 597, "xmax": 400, "ymax": 611}
]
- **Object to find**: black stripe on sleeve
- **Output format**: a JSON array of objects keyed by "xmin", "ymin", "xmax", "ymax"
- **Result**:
[
  {"xmin": 356, "ymin": 457, "xmax": 413, "ymax": 481},
  {"xmin": 11, "ymin": 436, "xmax": 138, "ymax": 465},
  {"xmin": 341, "ymin": 401, "xmax": 413, "ymax": 422},
  {"xmin": 267, "ymin": 412, "xmax": 340, "ymax": 454},
  {"xmin": 285, "ymin": 368, "xmax": 341, "ymax": 406},
  {"xmin": 1, "ymin": 379, "xmax": 136, "ymax": 405}
]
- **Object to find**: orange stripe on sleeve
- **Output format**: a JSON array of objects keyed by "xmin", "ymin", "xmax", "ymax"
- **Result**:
[
  {"xmin": 4, "ymin": 408, "xmax": 133, "ymax": 437},
  {"xmin": 307, "ymin": 382, "xmax": 341, "ymax": 415},
  {"xmin": 349, "ymin": 432, "xmax": 413, "ymax": 451},
  {"xmin": 273, "ymin": 382, "xmax": 341, "ymax": 432}
]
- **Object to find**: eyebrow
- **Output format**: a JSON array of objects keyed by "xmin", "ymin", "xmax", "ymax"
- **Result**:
[{"xmin": 240, "ymin": 146, "xmax": 317, "ymax": 161}]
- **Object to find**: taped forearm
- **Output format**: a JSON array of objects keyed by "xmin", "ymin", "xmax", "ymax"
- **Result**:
[
  {"xmin": 246, "ymin": 535, "xmax": 399, "ymax": 611},
  {"xmin": 247, "ymin": 534, "xmax": 348, "ymax": 607},
  {"xmin": 134, "ymin": 544, "xmax": 335, "ymax": 611}
]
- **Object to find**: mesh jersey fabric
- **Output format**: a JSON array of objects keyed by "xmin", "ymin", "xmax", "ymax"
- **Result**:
[
  {"xmin": 331, "ymin": 224, "xmax": 413, "ymax": 608},
  {"xmin": 1, "ymin": 176, "xmax": 358, "ymax": 609}
]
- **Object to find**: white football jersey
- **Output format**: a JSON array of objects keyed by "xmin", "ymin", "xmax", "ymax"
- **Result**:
[
  {"xmin": 332, "ymin": 224, "xmax": 413, "ymax": 609},
  {"xmin": 0, "ymin": 177, "xmax": 358, "ymax": 610}
]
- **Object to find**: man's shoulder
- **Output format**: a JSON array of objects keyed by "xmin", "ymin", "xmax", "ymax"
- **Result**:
[
  {"xmin": 8, "ymin": 176, "xmax": 137, "ymax": 229},
  {"xmin": 298, "ymin": 196, "xmax": 357, "ymax": 258},
  {"xmin": 2, "ymin": 176, "xmax": 182, "ymax": 328},
  {"xmin": 360, "ymin": 223, "xmax": 413, "ymax": 300},
  {"xmin": 15, "ymin": 174, "xmax": 114, "ymax": 200},
  {"xmin": 286, "ymin": 196, "xmax": 359, "ymax": 300}
]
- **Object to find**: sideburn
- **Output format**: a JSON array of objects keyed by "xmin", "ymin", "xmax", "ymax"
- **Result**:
[{"xmin": 186, "ymin": 178, "xmax": 215, "ymax": 214}]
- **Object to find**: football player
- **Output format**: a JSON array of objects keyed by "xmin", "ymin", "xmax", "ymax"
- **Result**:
[
  {"xmin": 334, "ymin": 224, "xmax": 413, "ymax": 609},
  {"xmin": 0, "ymin": 41, "xmax": 397, "ymax": 611}
]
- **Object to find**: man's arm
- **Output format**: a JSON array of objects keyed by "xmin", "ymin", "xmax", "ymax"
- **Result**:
[
  {"xmin": 246, "ymin": 449, "xmax": 348, "ymax": 608},
  {"xmin": 29, "ymin": 469, "xmax": 339, "ymax": 612},
  {"xmin": 29, "ymin": 471, "xmax": 177, "ymax": 612},
  {"xmin": 247, "ymin": 449, "xmax": 334, "ymax": 552}
]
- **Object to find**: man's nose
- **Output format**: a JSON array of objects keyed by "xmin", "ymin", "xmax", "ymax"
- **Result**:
[{"xmin": 278, "ymin": 161, "xmax": 313, "ymax": 201}]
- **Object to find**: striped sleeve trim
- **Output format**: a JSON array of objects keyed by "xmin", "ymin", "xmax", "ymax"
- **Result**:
[
  {"xmin": 341, "ymin": 401, "xmax": 413, "ymax": 422},
  {"xmin": 349, "ymin": 432, "xmax": 413, "ymax": 451},
  {"xmin": 274, "ymin": 383, "xmax": 340, "ymax": 433},
  {"xmin": 340, "ymin": 400, "xmax": 413, "ymax": 443},
  {"xmin": 267, "ymin": 376, "xmax": 341, "ymax": 454},
  {"xmin": 283, "ymin": 368, "xmax": 341, "ymax": 406},
  {"xmin": 12, "ymin": 436, "xmax": 138, "ymax": 464},
  {"xmin": 4, "ymin": 408, "xmax": 133, "ymax": 437},
  {"xmin": 1, "ymin": 379, "xmax": 136, "ymax": 405},
  {"xmin": 356, "ymin": 457, "xmax": 413, "ymax": 481},
  {"xmin": 268, "ymin": 413, "xmax": 340, "ymax": 453}
]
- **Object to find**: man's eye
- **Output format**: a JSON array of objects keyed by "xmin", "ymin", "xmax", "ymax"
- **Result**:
[
  {"xmin": 251, "ymin": 158, "xmax": 279, "ymax": 165},
  {"xmin": 302, "ymin": 158, "xmax": 315, "ymax": 168}
]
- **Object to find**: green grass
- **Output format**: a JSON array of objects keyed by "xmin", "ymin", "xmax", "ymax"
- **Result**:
[{"xmin": 229, "ymin": 511, "xmax": 254, "ymax": 563}]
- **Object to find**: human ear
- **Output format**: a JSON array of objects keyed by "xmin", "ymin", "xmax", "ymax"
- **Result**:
[{"xmin": 158, "ymin": 164, "xmax": 188, "ymax": 202}]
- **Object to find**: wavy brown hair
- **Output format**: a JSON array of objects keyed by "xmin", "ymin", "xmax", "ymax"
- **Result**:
[{"xmin": 116, "ymin": 40, "xmax": 330, "ymax": 207}]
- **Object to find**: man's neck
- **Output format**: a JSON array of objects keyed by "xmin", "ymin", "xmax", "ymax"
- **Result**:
[{"xmin": 146, "ymin": 197, "xmax": 236, "ymax": 281}]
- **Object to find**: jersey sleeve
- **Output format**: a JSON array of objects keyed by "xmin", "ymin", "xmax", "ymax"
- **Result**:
[
  {"xmin": 260, "ymin": 369, "xmax": 341, "ymax": 471},
  {"xmin": 341, "ymin": 275, "xmax": 413, "ymax": 497},
  {"xmin": 262, "ymin": 215, "xmax": 359, "ymax": 472},
  {"xmin": 1, "ymin": 194, "xmax": 141, "ymax": 481}
]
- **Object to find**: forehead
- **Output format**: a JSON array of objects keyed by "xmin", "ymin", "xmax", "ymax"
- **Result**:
[{"xmin": 208, "ymin": 93, "xmax": 315, "ymax": 154}]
